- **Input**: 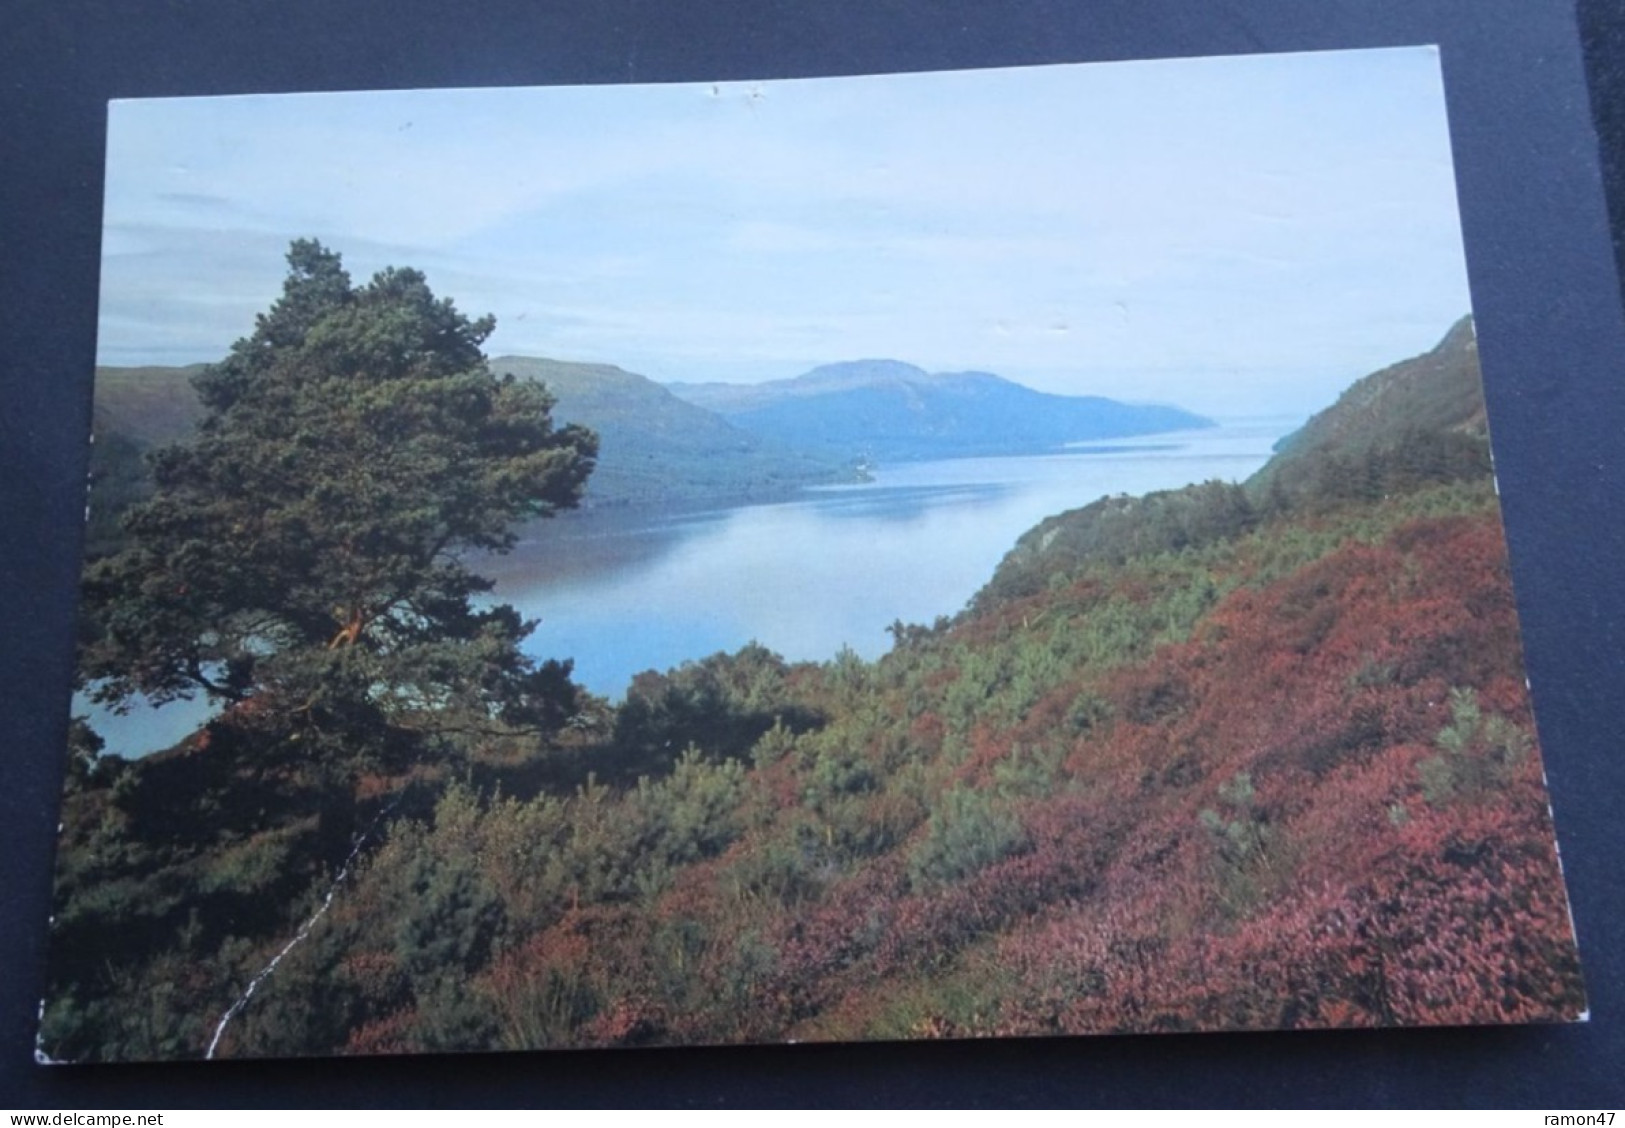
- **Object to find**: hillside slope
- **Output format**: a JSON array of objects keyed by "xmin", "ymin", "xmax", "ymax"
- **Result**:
[
  {"xmin": 490, "ymin": 356, "xmax": 846, "ymax": 507},
  {"xmin": 980, "ymin": 317, "xmax": 1492, "ymax": 609},
  {"xmin": 89, "ymin": 365, "xmax": 208, "ymax": 447},
  {"xmin": 86, "ymin": 359, "xmax": 848, "ymax": 526},
  {"xmin": 1254, "ymin": 316, "xmax": 1486, "ymax": 499},
  {"xmin": 44, "ymin": 320, "xmax": 1581, "ymax": 1059}
]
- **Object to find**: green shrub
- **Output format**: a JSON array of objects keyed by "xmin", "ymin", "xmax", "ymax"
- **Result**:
[
  {"xmin": 390, "ymin": 823, "xmax": 506, "ymax": 983},
  {"xmin": 1418, "ymin": 687, "xmax": 1531, "ymax": 806},
  {"xmin": 658, "ymin": 745, "xmax": 748, "ymax": 863},
  {"xmin": 908, "ymin": 784, "xmax": 1029, "ymax": 889},
  {"xmin": 992, "ymin": 741, "xmax": 1067, "ymax": 800},
  {"xmin": 1198, "ymin": 771, "xmax": 1276, "ymax": 915}
]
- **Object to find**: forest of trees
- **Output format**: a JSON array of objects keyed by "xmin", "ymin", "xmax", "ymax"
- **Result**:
[{"xmin": 41, "ymin": 253, "xmax": 1585, "ymax": 1060}]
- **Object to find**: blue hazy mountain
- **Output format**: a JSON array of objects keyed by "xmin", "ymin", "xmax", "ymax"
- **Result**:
[{"xmin": 667, "ymin": 359, "xmax": 1213, "ymax": 462}]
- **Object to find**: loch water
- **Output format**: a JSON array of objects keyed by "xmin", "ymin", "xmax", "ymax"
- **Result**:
[
  {"xmin": 484, "ymin": 417, "xmax": 1294, "ymax": 699},
  {"xmin": 82, "ymin": 417, "xmax": 1295, "ymax": 757}
]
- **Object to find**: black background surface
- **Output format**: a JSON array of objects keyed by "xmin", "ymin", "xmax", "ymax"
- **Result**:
[{"xmin": 3, "ymin": 0, "xmax": 1623, "ymax": 1108}]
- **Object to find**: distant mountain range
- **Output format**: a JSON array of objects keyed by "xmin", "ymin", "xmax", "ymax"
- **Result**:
[
  {"xmin": 668, "ymin": 359, "xmax": 1213, "ymax": 462},
  {"xmin": 85, "ymin": 355, "xmax": 1211, "ymax": 522},
  {"xmin": 87, "ymin": 358, "xmax": 848, "ymax": 516}
]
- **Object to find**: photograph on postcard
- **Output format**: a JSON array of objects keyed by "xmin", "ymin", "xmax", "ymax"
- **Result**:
[{"xmin": 42, "ymin": 47, "xmax": 1586, "ymax": 1061}]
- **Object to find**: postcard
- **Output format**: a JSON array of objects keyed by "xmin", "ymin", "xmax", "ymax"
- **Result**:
[{"xmin": 42, "ymin": 47, "xmax": 1585, "ymax": 1061}]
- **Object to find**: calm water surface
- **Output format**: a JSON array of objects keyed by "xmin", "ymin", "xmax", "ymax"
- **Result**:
[
  {"xmin": 486, "ymin": 417, "xmax": 1293, "ymax": 698},
  {"xmin": 84, "ymin": 417, "xmax": 1294, "ymax": 755}
]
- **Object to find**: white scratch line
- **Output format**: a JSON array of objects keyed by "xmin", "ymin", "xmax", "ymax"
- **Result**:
[
  {"xmin": 205, "ymin": 794, "xmax": 403, "ymax": 1059},
  {"xmin": 35, "ymin": 998, "xmax": 72, "ymax": 1065}
]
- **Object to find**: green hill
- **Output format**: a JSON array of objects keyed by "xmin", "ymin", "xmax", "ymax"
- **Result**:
[
  {"xmin": 975, "ymin": 317, "xmax": 1490, "ymax": 611},
  {"xmin": 1252, "ymin": 316, "xmax": 1486, "ymax": 503},
  {"xmin": 84, "ymin": 359, "xmax": 849, "ymax": 542},
  {"xmin": 490, "ymin": 356, "xmax": 846, "ymax": 508},
  {"xmin": 88, "ymin": 365, "xmax": 208, "ymax": 447}
]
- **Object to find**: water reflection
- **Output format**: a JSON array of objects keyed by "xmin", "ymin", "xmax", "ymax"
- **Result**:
[
  {"xmin": 492, "ymin": 419, "xmax": 1294, "ymax": 700},
  {"xmin": 82, "ymin": 417, "xmax": 1296, "ymax": 755}
]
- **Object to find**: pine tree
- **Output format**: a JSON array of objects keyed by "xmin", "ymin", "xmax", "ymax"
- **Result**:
[{"xmin": 79, "ymin": 240, "xmax": 598, "ymax": 771}]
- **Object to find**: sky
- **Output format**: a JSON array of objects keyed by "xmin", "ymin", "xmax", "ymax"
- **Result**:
[{"xmin": 97, "ymin": 47, "xmax": 1473, "ymax": 419}]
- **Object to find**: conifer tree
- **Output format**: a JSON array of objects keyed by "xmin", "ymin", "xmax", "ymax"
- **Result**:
[{"xmin": 79, "ymin": 240, "xmax": 598, "ymax": 770}]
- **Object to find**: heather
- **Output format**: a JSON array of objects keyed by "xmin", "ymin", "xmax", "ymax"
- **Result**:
[
  {"xmin": 43, "ymin": 286, "xmax": 1585, "ymax": 1059},
  {"xmin": 45, "ymin": 468, "xmax": 1585, "ymax": 1057}
]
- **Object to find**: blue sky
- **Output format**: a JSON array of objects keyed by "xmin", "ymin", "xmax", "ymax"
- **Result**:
[{"xmin": 98, "ymin": 47, "xmax": 1472, "ymax": 418}]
